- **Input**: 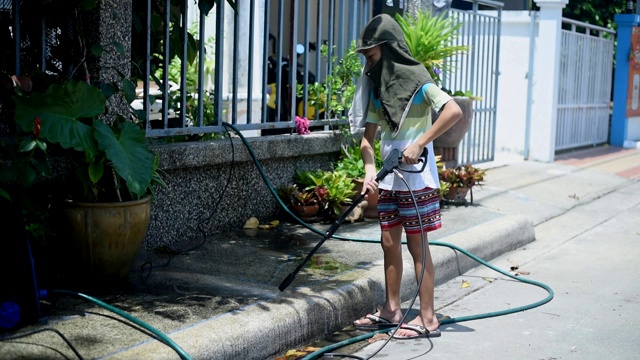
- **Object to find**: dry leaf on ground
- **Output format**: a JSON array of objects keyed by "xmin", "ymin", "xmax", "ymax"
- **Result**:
[
  {"xmin": 508, "ymin": 259, "xmax": 520, "ymax": 271},
  {"xmin": 368, "ymin": 333, "xmax": 390, "ymax": 343},
  {"xmin": 278, "ymin": 346, "xmax": 321, "ymax": 358},
  {"xmin": 243, "ymin": 217, "xmax": 259, "ymax": 229},
  {"xmin": 258, "ymin": 219, "xmax": 280, "ymax": 229},
  {"xmin": 461, "ymin": 279, "xmax": 471, "ymax": 288}
]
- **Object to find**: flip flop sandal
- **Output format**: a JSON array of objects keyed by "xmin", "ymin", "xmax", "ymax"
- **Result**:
[
  {"xmin": 353, "ymin": 313, "xmax": 400, "ymax": 330},
  {"xmin": 388, "ymin": 324, "xmax": 442, "ymax": 339}
]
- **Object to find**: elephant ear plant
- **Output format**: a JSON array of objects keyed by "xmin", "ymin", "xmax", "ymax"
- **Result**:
[{"xmin": 12, "ymin": 80, "xmax": 164, "ymax": 203}]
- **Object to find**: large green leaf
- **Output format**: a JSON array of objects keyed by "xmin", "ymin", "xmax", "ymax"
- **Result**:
[
  {"xmin": 13, "ymin": 81, "xmax": 106, "ymax": 158},
  {"xmin": 0, "ymin": 188, "xmax": 10, "ymax": 201},
  {"xmin": 94, "ymin": 120, "xmax": 154, "ymax": 199}
]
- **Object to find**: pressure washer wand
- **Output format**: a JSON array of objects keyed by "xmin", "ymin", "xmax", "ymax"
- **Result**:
[{"xmin": 278, "ymin": 148, "xmax": 427, "ymax": 292}]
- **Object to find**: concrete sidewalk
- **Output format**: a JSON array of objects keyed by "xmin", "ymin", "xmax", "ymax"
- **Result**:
[
  {"xmin": 345, "ymin": 147, "xmax": 640, "ymax": 360},
  {"xmin": 1, "ymin": 145, "xmax": 638, "ymax": 360}
]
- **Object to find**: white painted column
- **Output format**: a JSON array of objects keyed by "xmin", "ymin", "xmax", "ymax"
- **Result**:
[
  {"xmin": 220, "ymin": 0, "xmax": 265, "ymax": 131},
  {"xmin": 529, "ymin": 0, "xmax": 567, "ymax": 162},
  {"xmin": 222, "ymin": 0, "xmax": 265, "ymax": 98}
]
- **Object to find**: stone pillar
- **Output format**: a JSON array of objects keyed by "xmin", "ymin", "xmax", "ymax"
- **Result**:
[
  {"xmin": 529, "ymin": 0, "xmax": 567, "ymax": 162},
  {"xmin": 611, "ymin": 14, "xmax": 640, "ymax": 148},
  {"xmin": 83, "ymin": 0, "xmax": 132, "ymax": 121}
]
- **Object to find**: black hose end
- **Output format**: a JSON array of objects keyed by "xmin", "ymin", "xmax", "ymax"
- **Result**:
[{"xmin": 278, "ymin": 273, "xmax": 295, "ymax": 292}]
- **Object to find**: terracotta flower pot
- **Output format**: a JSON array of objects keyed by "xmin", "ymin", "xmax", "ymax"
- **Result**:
[
  {"xmin": 432, "ymin": 96, "xmax": 473, "ymax": 149},
  {"xmin": 291, "ymin": 203, "xmax": 320, "ymax": 219},
  {"xmin": 444, "ymin": 187, "xmax": 469, "ymax": 205},
  {"xmin": 62, "ymin": 196, "xmax": 151, "ymax": 284}
]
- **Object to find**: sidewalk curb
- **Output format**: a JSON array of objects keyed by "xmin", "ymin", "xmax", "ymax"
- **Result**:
[{"xmin": 113, "ymin": 215, "xmax": 535, "ymax": 360}]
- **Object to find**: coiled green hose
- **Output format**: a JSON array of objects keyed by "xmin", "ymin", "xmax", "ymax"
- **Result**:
[
  {"xmin": 221, "ymin": 123, "xmax": 554, "ymax": 360},
  {"xmin": 300, "ymin": 244, "xmax": 554, "ymax": 359}
]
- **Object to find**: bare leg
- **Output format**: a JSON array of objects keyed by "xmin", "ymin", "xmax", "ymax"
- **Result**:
[
  {"xmin": 380, "ymin": 225, "xmax": 404, "ymax": 320},
  {"xmin": 353, "ymin": 225, "xmax": 404, "ymax": 325},
  {"xmin": 393, "ymin": 232, "xmax": 439, "ymax": 336}
]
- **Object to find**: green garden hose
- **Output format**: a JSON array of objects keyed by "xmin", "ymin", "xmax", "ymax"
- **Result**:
[
  {"xmin": 300, "ymin": 244, "xmax": 554, "ymax": 359},
  {"xmin": 52, "ymin": 290, "xmax": 192, "ymax": 360},
  {"xmin": 222, "ymin": 122, "xmax": 555, "ymax": 359},
  {"xmin": 18, "ymin": 125, "xmax": 551, "ymax": 360}
]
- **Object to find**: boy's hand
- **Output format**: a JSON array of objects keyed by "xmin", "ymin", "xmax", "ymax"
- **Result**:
[
  {"xmin": 402, "ymin": 143, "xmax": 423, "ymax": 165},
  {"xmin": 362, "ymin": 171, "xmax": 378, "ymax": 196}
]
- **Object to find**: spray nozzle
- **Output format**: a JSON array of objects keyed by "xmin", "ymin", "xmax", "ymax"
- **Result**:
[{"xmin": 375, "ymin": 147, "xmax": 428, "ymax": 182}]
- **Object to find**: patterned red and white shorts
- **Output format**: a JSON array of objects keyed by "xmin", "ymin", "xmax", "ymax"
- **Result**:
[{"xmin": 377, "ymin": 187, "xmax": 442, "ymax": 236}]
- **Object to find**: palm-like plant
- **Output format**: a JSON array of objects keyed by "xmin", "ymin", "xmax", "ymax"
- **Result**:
[{"xmin": 395, "ymin": 10, "xmax": 469, "ymax": 87}]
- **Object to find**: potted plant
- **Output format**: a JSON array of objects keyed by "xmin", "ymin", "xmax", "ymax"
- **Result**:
[
  {"xmin": 283, "ymin": 168, "xmax": 357, "ymax": 221},
  {"xmin": 438, "ymin": 163, "xmax": 486, "ymax": 205},
  {"xmin": 9, "ymin": 79, "xmax": 165, "ymax": 286},
  {"xmin": 277, "ymin": 169, "xmax": 330, "ymax": 221},
  {"xmin": 396, "ymin": 9, "xmax": 478, "ymax": 167},
  {"xmin": 321, "ymin": 169, "xmax": 357, "ymax": 218},
  {"xmin": 277, "ymin": 183, "xmax": 324, "ymax": 220}
]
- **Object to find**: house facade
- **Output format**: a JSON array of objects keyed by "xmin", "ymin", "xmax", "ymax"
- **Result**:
[{"xmin": 1, "ymin": 0, "xmax": 626, "ymax": 247}]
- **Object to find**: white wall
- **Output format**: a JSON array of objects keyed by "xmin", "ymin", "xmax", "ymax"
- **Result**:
[
  {"xmin": 223, "ymin": 0, "xmax": 265, "ymax": 99},
  {"xmin": 628, "ymin": 117, "xmax": 640, "ymax": 144},
  {"xmin": 495, "ymin": 11, "xmax": 534, "ymax": 157}
]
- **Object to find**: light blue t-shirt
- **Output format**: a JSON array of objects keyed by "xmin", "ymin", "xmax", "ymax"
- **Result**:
[{"xmin": 367, "ymin": 83, "xmax": 453, "ymax": 190}]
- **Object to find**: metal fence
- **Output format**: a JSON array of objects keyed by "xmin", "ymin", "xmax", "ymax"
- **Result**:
[
  {"xmin": 556, "ymin": 18, "xmax": 615, "ymax": 151},
  {"xmin": 445, "ymin": 1, "xmax": 503, "ymax": 165},
  {"xmin": 140, "ymin": 0, "xmax": 374, "ymax": 138},
  {"xmin": 141, "ymin": 0, "xmax": 504, "ymax": 144},
  {"xmin": 1, "ymin": 0, "xmax": 75, "ymax": 83},
  {"xmin": 4, "ymin": 0, "xmax": 503, "ymax": 157}
]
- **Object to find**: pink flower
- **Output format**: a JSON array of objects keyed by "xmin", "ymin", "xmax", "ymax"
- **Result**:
[{"xmin": 295, "ymin": 116, "xmax": 310, "ymax": 135}]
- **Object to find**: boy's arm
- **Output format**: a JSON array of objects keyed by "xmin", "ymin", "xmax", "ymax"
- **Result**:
[
  {"xmin": 403, "ymin": 99, "xmax": 462, "ymax": 164},
  {"xmin": 360, "ymin": 122, "xmax": 379, "ymax": 195}
]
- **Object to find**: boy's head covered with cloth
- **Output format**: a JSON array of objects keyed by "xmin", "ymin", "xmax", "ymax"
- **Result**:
[{"xmin": 350, "ymin": 13, "xmax": 434, "ymax": 136}]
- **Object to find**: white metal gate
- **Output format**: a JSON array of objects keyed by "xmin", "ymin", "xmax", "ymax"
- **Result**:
[
  {"xmin": 556, "ymin": 18, "xmax": 615, "ymax": 151},
  {"xmin": 447, "ymin": 1, "xmax": 503, "ymax": 165}
]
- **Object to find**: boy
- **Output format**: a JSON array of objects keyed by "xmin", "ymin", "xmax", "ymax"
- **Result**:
[{"xmin": 350, "ymin": 14, "xmax": 462, "ymax": 339}]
